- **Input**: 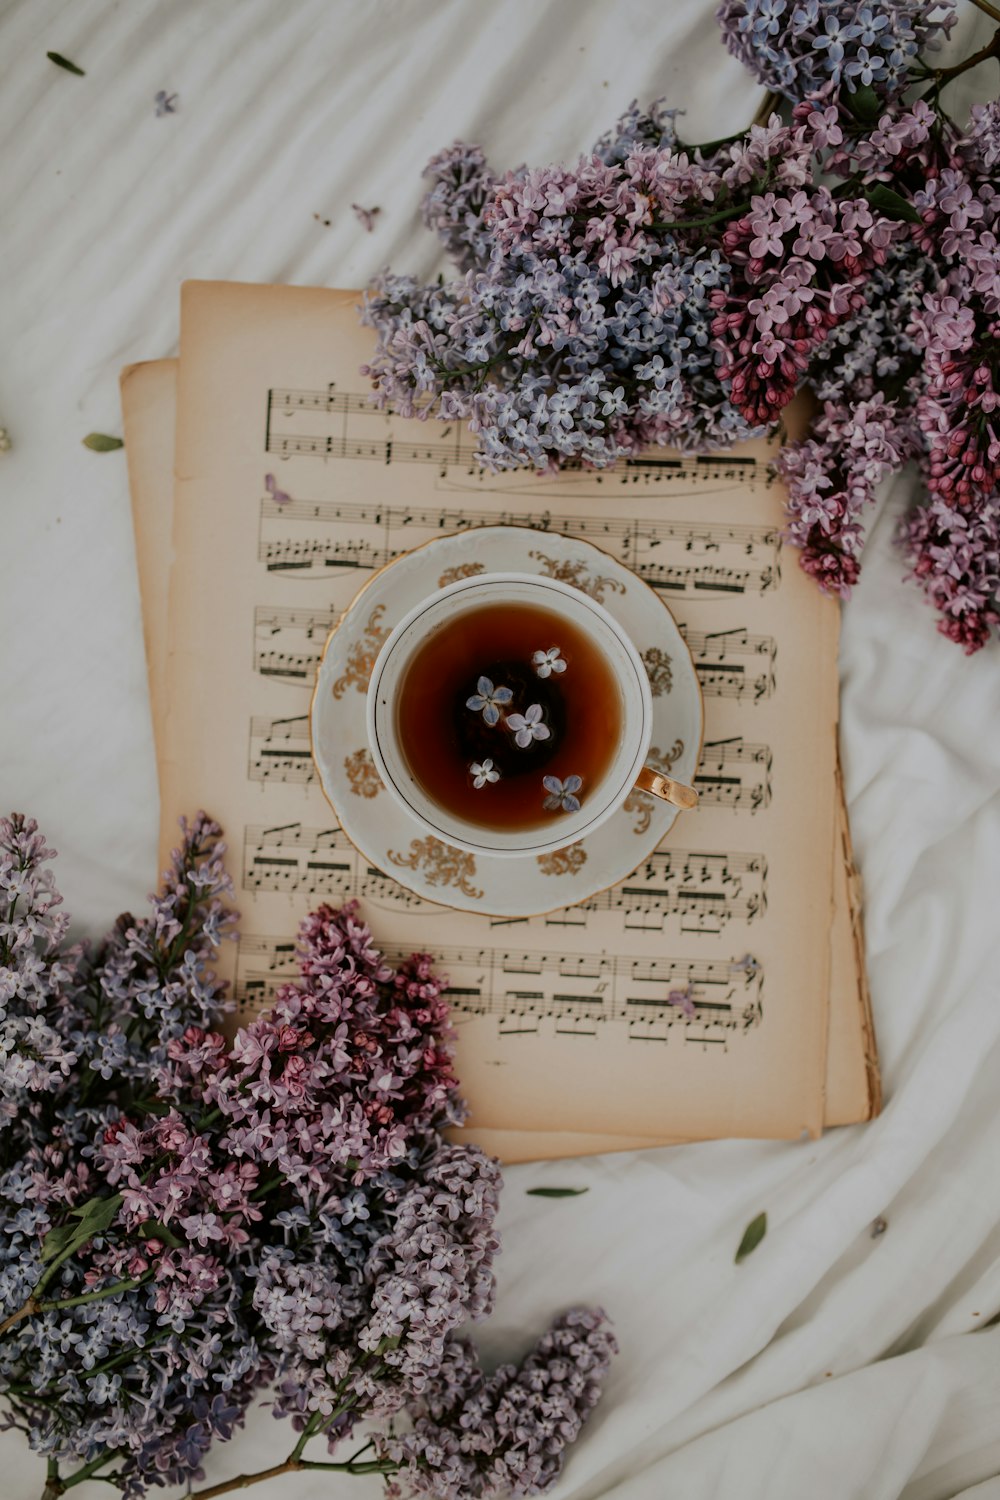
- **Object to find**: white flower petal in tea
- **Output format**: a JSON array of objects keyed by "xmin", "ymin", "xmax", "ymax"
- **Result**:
[
  {"xmin": 507, "ymin": 703, "xmax": 550, "ymax": 749},
  {"xmin": 471, "ymin": 759, "xmax": 500, "ymax": 789},
  {"xmin": 532, "ymin": 646, "xmax": 567, "ymax": 679}
]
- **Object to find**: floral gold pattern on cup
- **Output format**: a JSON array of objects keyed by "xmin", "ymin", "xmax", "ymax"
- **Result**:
[
  {"xmin": 388, "ymin": 836, "xmax": 483, "ymax": 899},
  {"xmin": 536, "ymin": 843, "xmax": 588, "ymax": 877},
  {"xmin": 343, "ymin": 748, "xmax": 382, "ymax": 798},
  {"xmin": 528, "ymin": 552, "xmax": 626, "ymax": 606},
  {"xmin": 641, "ymin": 647, "xmax": 673, "ymax": 696},
  {"xmin": 624, "ymin": 739, "xmax": 685, "ymax": 834},
  {"xmin": 332, "ymin": 606, "xmax": 389, "ymax": 699}
]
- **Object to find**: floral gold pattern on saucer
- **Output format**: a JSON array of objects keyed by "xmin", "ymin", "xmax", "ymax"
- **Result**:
[{"xmin": 311, "ymin": 526, "xmax": 703, "ymax": 917}]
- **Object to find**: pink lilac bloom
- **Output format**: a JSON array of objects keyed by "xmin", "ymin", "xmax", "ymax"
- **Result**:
[{"xmin": 778, "ymin": 394, "xmax": 918, "ymax": 595}]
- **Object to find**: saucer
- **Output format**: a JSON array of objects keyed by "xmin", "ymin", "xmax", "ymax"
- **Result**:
[{"xmin": 310, "ymin": 526, "xmax": 703, "ymax": 917}]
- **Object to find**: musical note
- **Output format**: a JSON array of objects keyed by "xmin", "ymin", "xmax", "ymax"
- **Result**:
[
  {"xmin": 248, "ymin": 716, "xmax": 315, "ymax": 785},
  {"xmin": 695, "ymin": 738, "xmax": 773, "ymax": 811}
]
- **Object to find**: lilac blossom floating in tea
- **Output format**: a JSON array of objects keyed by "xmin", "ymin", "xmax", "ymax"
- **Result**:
[
  {"xmin": 543, "ymin": 774, "xmax": 582, "ymax": 813},
  {"xmin": 466, "ymin": 676, "xmax": 513, "ymax": 726},
  {"xmin": 470, "ymin": 758, "xmax": 500, "ymax": 788},
  {"xmin": 507, "ymin": 703, "xmax": 550, "ymax": 747},
  {"xmin": 532, "ymin": 646, "xmax": 567, "ymax": 678}
]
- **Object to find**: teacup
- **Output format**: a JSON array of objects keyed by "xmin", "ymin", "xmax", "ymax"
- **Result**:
[{"xmin": 366, "ymin": 572, "xmax": 697, "ymax": 859}]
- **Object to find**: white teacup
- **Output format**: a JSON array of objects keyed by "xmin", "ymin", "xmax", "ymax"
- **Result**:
[{"xmin": 366, "ymin": 572, "xmax": 697, "ymax": 859}]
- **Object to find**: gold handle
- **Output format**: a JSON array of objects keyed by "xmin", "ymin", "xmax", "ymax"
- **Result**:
[{"xmin": 634, "ymin": 765, "xmax": 699, "ymax": 810}]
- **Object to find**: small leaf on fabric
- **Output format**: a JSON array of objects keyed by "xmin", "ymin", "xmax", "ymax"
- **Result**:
[
  {"xmin": 82, "ymin": 432, "xmax": 124, "ymax": 451},
  {"xmin": 47, "ymin": 51, "xmax": 85, "ymax": 76},
  {"xmin": 526, "ymin": 1187, "xmax": 590, "ymax": 1198},
  {"xmin": 865, "ymin": 186, "xmax": 920, "ymax": 223},
  {"xmin": 735, "ymin": 1211, "xmax": 767, "ymax": 1262}
]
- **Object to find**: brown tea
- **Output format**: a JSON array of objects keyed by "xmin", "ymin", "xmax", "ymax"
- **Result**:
[{"xmin": 395, "ymin": 601, "xmax": 623, "ymax": 833}]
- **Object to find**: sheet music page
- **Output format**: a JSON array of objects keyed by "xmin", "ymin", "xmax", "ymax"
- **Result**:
[
  {"xmin": 160, "ymin": 281, "xmax": 843, "ymax": 1141},
  {"xmin": 122, "ymin": 357, "xmax": 877, "ymax": 1163}
]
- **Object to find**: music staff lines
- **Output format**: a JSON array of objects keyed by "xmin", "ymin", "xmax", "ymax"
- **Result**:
[
  {"xmin": 247, "ymin": 717, "xmax": 771, "ymax": 810},
  {"xmin": 253, "ymin": 607, "xmax": 777, "ymax": 704},
  {"xmin": 265, "ymin": 387, "xmax": 765, "ymax": 489},
  {"xmin": 248, "ymin": 716, "xmax": 314, "ymax": 785},
  {"xmin": 234, "ymin": 931, "xmax": 764, "ymax": 1037},
  {"xmin": 696, "ymin": 738, "xmax": 772, "ymax": 811},
  {"xmin": 256, "ymin": 489, "xmax": 780, "ymax": 598},
  {"xmin": 241, "ymin": 822, "xmax": 766, "ymax": 934}
]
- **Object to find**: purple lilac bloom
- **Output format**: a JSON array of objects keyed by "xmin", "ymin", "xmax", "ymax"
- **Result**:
[
  {"xmin": 378, "ymin": 1308, "xmax": 617, "ymax": 1499},
  {"xmin": 716, "ymin": 0, "xmax": 957, "ymax": 99},
  {"xmin": 778, "ymin": 393, "xmax": 918, "ymax": 594},
  {"xmin": 1, "ymin": 797, "xmax": 616, "ymax": 1500}
]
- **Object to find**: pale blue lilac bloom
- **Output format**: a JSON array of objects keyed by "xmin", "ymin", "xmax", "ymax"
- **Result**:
[
  {"xmin": 466, "ymin": 676, "xmax": 513, "ymax": 725},
  {"xmin": 532, "ymin": 647, "xmax": 566, "ymax": 677},
  {"xmin": 716, "ymin": 0, "xmax": 957, "ymax": 97},
  {"xmin": 542, "ymin": 775, "xmax": 583, "ymax": 813},
  {"xmin": 507, "ymin": 704, "xmax": 550, "ymax": 747}
]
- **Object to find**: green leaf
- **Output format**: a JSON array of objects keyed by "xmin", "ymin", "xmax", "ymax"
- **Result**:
[
  {"xmin": 39, "ymin": 1222, "xmax": 79, "ymax": 1263},
  {"xmin": 844, "ymin": 83, "xmax": 880, "ymax": 124},
  {"xmin": 526, "ymin": 1187, "xmax": 590, "ymax": 1198},
  {"xmin": 47, "ymin": 51, "xmax": 85, "ymax": 76},
  {"xmin": 137, "ymin": 1219, "xmax": 183, "ymax": 1248},
  {"xmin": 82, "ymin": 432, "xmax": 124, "ymax": 451},
  {"xmin": 865, "ymin": 185, "xmax": 920, "ymax": 223},
  {"xmin": 735, "ymin": 1211, "xmax": 767, "ymax": 1263},
  {"xmin": 40, "ymin": 1193, "xmax": 123, "ymax": 1262}
]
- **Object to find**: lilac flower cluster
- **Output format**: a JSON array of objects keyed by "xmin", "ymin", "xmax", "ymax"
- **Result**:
[
  {"xmin": 716, "ymin": 0, "xmax": 957, "ymax": 98},
  {"xmin": 0, "ymin": 817, "xmax": 614, "ymax": 1499},
  {"xmin": 778, "ymin": 90, "xmax": 1000, "ymax": 648},
  {"xmin": 363, "ymin": 12, "xmax": 1000, "ymax": 651},
  {"xmin": 378, "ymin": 1308, "xmax": 617, "ymax": 1498}
]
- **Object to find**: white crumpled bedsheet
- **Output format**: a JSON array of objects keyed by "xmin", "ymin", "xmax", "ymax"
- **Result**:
[{"xmin": 2, "ymin": 2, "xmax": 999, "ymax": 1496}]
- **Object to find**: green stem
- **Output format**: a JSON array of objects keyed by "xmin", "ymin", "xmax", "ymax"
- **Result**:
[
  {"xmin": 0, "ymin": 1296, "xmax": 38, "ymax": 1338},
  {"xmin": 920, "ymin": 23, "xmax": 1000, "ymax": 92},
  {"xmin": 36, "ymin": 1272, "xmax": 152, "ymax": 1317},
  {"xmin": 187, "ymin": 1454, "xmax": 398, "ymax": 1500},
  {"xmin": 58, "ymin": 1449, "xmax": 124, "ymax": 1491},
  {"xmin": 650, "ymin": 201, "xmax": 749, "ymax": 232},
  {"xmin": 969, "ymin": 0, "xmax": 1000, "ymax": 23},
  {"xmin": 290, "ymin": 1409, "xmax": 323, "ymax": 1463}
]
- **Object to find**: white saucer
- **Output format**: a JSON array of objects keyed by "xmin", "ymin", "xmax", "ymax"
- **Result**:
[{"xmin": 310, "ymin": 527, "xmax": 703, "ymax": 917}]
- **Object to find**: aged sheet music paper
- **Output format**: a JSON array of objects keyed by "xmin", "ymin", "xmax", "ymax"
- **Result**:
[
  {"xmin": 123, "ymin": 358, "xmax": 878, "ymax": 1152},
  {"xmin": 123, "ymin": 345, "xmax": 877, "ymax": 1158},
  {"xmin": 149, "ymin": 279, "xmax": 853, "ymax": 1142}
]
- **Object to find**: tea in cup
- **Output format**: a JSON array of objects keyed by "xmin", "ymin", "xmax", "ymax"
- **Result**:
[{"xmin": 366, "ymin": 572, "xmax": 697, "ymax": 859}]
